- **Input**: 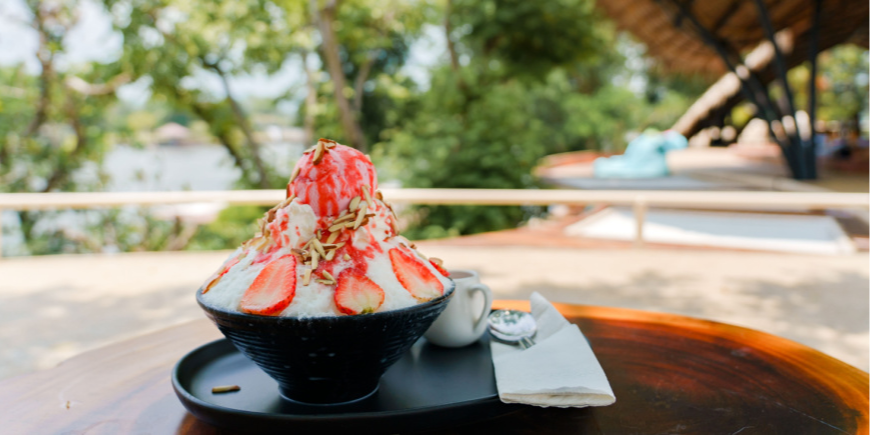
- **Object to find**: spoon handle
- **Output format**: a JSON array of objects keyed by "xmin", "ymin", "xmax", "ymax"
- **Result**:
[{"xmin": 519, "ymin": 336, "xmax": 536, "ymax": 350}]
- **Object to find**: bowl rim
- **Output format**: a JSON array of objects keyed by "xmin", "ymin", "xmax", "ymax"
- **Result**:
[{"xmin": 196, "ymin": 278, "xmax": 455, "ymax": 323}]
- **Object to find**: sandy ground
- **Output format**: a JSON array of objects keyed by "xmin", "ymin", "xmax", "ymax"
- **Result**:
[{"xmin": 0, "ymin": 247, "xmax": 866, "ymax": 380}]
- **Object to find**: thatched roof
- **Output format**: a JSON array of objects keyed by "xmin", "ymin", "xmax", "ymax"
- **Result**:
[{"xmin": 598, "ymin": 0, "xmax": 868, "ymax": 76}]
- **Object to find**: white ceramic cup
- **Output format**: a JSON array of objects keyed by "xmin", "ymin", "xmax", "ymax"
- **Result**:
[{"xmin": 424, "ymin": 270, "xmax": 494, "ymax": 348}]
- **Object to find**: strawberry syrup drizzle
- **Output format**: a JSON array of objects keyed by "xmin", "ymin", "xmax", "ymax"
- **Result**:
[
  {"xmin": 287, "ymin": 145, "xmax": 377, "ymax": 220},
  {"xmin": 309, "ymin": 215, "xmax": 386, "ymax": 281},
  {"xmin": 280, "ymin": 144, "xmax": 386, "ymax": 280},
  {"xmin": 223, "ymin": 142, "xmax": 411, "ymax": 301}
]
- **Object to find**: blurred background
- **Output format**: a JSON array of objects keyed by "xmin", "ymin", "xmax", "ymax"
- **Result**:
[{"xmin": 0, "ymin": 0, "xmax": 867, "ymax": 379}]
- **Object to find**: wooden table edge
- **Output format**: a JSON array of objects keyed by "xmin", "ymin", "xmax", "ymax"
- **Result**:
[{"xmin": 0, "ymin": 300, "xmax": 865, "ymax": 435}]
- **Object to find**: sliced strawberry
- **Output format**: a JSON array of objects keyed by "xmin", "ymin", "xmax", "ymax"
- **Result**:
[
  {"xmin": 239, "ymin": 255, "xmax": 297, "ymax": 316},
  {"xmin": 202, "ymin": 255, "xmax": 242, "ymax": 294},
  {"xmin": 334, "ymin": 271, "xmax": 385, "ymax": 315},
  {"xmin": 389, "ymin": 248, "xmax": 444, "ymax": 302},
  {"xmin": 429, "ymin": 259, "xmax": 450, "ymax": 277}
]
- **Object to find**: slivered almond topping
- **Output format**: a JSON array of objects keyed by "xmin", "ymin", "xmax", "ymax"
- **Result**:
[
  {"xmin": 362, "ymin": 185, "xmax": 373, "ymax": 207},
  {"xmin": 326, "ymin": 231, "xmax": 339, "ymax": 244},
  {"xmin": 334, "ymin": 242, "xmax": 346, "ymax": 248},
  {"xmin": 321, "ymin": 243, "xmax": 339, "ymax": 249},
  {"xmin": 303, "ymin": 269, "xmax": 313, "ymax": 286},
  {"xmin": 356, "ymin": 200, "xmax": 367, "ymax": 211},
  {"xmin": 430, "ymin": 257, "xmax": 444, "ymax": 266},
  {"xmin": 365, "ymin": 213, "xmax": 376, "ymax": 218},
  {"xmin": 311, "ymin": 250, "xmax": 319, "ymax": 269},
  {"xmin": 353, "ymin": 204, "xmax": 368, "ymax": 229},
  {"xmin": 375, "ymin": 190, "xmax": 384, "ymax": 200},
  {"xmin": 364, "ymin": 154, "xmax": 371, "ymax": 162},
  {"xmin": 291, "ymin": 248, "xmax": 305, "ymax": 257},
  {"xmin": 303, "ymin": 239, "xmax": 313, "ymax": 250},
  {"xmin": 410, "ymin": 243, "xmax": 417, "ymax": 249},
  {"xmin": 316, "ymin": 229, "xmax": 322, "ymax": 239},
  {"xmin": 322, "ymin": 271, "xmax": 335, "ymax": 282},
  {"xmin": 390, "ymin": 218, "xmax": 399, "ymax": 234},
  {"xmin": 316, "ymin": 278, "xmax": 336, "ymax": 285},
  {"xmin": 289, "ymin": 166, "xmax": 301, "ymax": 184},
  {"xmin": 313, "ymin": 142, "xmax": 325, "ymax": 164},
  {"xmin": 312, "ymin": 238, "xmax": 327, "ymax": 257},
  {"xmin": 349, "ymin": 196, "xmax": 361, "ymax": 212},
  {"xmin": 343, "ymin": 254, "xmax": 352, "ymax": 261},
  {"xmin": 333, "ymin": 213, "xmax": 355, "ymax": 224},
  {"xmin": 328, "ymin": 223, "xmax": 346, "ymax": 233},
  {"xmin": 344, "ymin": 221, "xmax": 356, "ymax": 228}
]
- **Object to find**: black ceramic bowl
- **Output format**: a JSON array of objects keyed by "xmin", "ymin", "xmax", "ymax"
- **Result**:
[{"xmin": 196, "ymin": 282, "xmax": 454, "ymax": 405}]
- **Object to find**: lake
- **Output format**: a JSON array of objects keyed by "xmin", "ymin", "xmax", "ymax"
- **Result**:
[
  {"xmin": 2, "ymin": 142, "xmax": 304, "ymax": 256},
  {"xmin": 103, "ymin": 142, "xmax": 305, "ymax": 191}
]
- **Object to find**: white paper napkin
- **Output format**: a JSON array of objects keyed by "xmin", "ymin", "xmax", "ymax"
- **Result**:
[{"xmin": 490, "ymin": 292, "xmax": 616, "ymax": 408}]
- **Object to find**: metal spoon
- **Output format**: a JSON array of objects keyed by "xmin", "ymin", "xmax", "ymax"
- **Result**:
[{"xmin": 487, "ymin": 309, "xmax": 537, "ymax": 349}]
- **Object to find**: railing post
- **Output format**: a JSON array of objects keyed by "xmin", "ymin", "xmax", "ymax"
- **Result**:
[
  {"xmin": 633, "ymin": 197, "xmax": 647, "ymax": 248},
  {"xmin": 0, "ymin": 208, "xmax": 4, "ymax": 259}
]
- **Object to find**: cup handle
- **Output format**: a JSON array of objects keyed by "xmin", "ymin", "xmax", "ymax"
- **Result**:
[{"xmin": 468, "ymin": 283, "xmax": 494, "ymax": 338}]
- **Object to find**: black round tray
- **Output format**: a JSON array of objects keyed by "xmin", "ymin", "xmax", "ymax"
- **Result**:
[{"xmin": 172, "ymin": 333, "xmax": 519, "ymax": 434}]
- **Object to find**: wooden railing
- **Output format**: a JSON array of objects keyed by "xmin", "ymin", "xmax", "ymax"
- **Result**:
[{"xmin": 1, "ymin": 189, "xmax": 867, "ymax": 255}]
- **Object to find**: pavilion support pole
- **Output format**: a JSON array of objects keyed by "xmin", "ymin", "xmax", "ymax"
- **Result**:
[
  {"xmin": 753, "ymin": 0, "xmax": 798, "ymax": 123},
  {"xmin": 753, "ymin": 0, "xmax": 814, "ymax": 179},
  {"xmin": 806, "ymin": 0, "xmax": 823, "ymax": 180},
  {"xmin": 660, "ymin": 0, "xmax": 801, "ymax": 179}
]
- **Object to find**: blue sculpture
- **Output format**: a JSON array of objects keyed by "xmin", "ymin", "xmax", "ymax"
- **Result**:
[{"xmin": 593, "ymin": 130, "xmax": 688, "ymax": 178}]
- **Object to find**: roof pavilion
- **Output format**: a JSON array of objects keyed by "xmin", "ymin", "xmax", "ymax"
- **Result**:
[{"xmin": 598, "ymin": 0, "xmax": 869, "ymax": 179}]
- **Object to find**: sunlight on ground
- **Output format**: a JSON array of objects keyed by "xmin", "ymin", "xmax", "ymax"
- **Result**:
[{"xmin": 0, "ymin": 247, "xmax": 866, "ymax": 381}]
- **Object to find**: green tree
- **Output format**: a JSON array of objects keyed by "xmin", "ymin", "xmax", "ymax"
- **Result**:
[
  {"xmin": 789, "ymin": 45, "xmax": 869, "ymax": 132},
  {"xmin": 0, "ymin": 1, "xmax": 136, "ymax": 254},
  {"xmin": 105, "ymin": 0, "xmax": 301, "ymax": 188},
  {"xmin": 298, "ymin": 0, "xmax": 428, "ymax": 150},
  {"xmin": 378, "ymin": 0, "xmax": 656, "ymax": 238}
]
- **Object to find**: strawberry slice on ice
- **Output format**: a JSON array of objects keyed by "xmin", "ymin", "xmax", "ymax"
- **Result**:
[
  {"xmin": 389, "ymin": 248, "xmax": 444, "ymax": 302},
  {"xmin": 239, "ymin": 255, "xmax": 297, "ymax": 316},
  {"xmin": 202, "ymin": 255, "xmax": 242, "ymax": 294},
  {"xmin": 429, "ymin": 259, "xmax": 449, "ymax": 277},
  {"xmin": 334, "ymin": 271, "xmax": 385, "ymax": 315}
]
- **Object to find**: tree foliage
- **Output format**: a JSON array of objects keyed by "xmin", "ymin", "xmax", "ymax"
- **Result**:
[
  {"xmin": 6, "ymin": 0, "xmax": 863, "ymax": 253},
  {"xmin": 377, "ymin": 0, "xmax": 705, "ymax": 238}
]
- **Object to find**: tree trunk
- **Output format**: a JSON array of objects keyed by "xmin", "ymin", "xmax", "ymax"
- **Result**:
[
  {"xmin": 445, "ymin": 0, "xmax": 460, "ymax": 72},
  {"xmin": 211, "ymin": 65, "xmax": 271, "ymax": 188},
  {"xmin": 28, "ymin": 7, "xmax": 52, "ymax": 137},
  {"xmin": 303, "ymin": 50, "xmax": 318, "ymax": 146},
  {"xmin": 188, "ymin": 101, "xmax": 258, "ymax": 187},
  {"xmin": 314, "ymin": 1, "xmax": 367, "ymax": 152},
  {"xmin": 352, "ymin": 51, "xmax": 376, "ymax": 114}
]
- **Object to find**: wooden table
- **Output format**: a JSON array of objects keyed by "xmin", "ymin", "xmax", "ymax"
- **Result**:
[{"xmin": 1, "ymin": 301, "xmax": 866, "ymax": 434}]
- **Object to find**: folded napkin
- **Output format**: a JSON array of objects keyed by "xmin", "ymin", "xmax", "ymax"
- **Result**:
[{"xmin": 490, "ymin": 292, "xmax": 616, "ymax": 408}]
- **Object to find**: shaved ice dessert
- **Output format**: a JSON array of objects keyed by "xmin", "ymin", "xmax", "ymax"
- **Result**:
[{"xmin": 200, "ymin": 138, "xmax": 452, "ymax": 317}]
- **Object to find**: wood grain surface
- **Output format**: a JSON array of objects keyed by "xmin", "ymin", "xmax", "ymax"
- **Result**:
[{"xmin": 0, "ymin": 301, "xmax": 866, "ymax": 434}]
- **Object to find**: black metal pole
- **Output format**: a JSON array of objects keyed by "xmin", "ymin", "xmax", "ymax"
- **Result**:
[
  {"xmin": 806, "ymin": 0, "xmax": 823, "ymax": 179},
  {"xmin": 753, "ymin": 0, "xmax": 798, "ymax": 124},
  {"xmin": 659, "ymin": 0, "xmax": 799, "ymax": 176},
  {"xmin": 753, "ymin": 0, "xmax": 805, "ymax": 178}
]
